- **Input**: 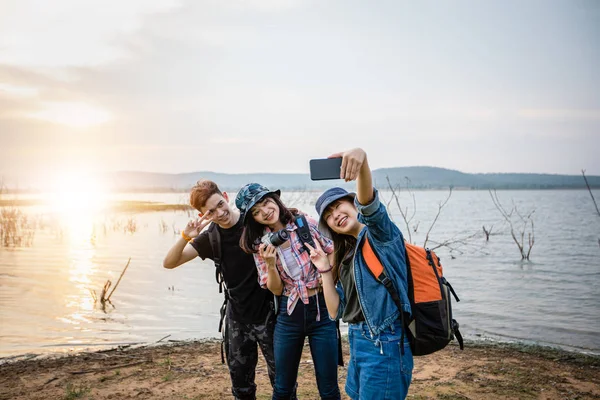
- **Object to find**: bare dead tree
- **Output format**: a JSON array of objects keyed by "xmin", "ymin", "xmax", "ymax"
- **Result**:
[
  {"xmin": 482, "ymin": 225, "xmax": 493, "ymax": 241},
  {"xmin": 385, "ymin": 176, "xmax": 417, "ymax": 244},
  {"xmin": 582, "ymin": 169, "xmax": 600, "ymax": 217},
  {"xmin": 428, "ymin": 231, "xmax": 488, "ymax": 258},
  {"xmin": 384, "ymin": 179, "xmax": 476, "ymax": 255},
  {"xmin": 281, "ymin": 188, "xmax": 311, "ymax": 208},
  {"xmin": 489, "ymin": 189, "xmax": 535, "ymax": 260},
  {"xmin": 423, "ymin": 187, "xmax": 453, "ymax": 248}
]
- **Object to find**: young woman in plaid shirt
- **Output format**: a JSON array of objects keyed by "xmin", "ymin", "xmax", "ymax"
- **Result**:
[{"xmin": 237, "ymin": 183, "xmax": 341, "ymax": 400}]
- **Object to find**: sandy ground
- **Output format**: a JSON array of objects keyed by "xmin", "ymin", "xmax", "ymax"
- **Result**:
[{"xmin": 1, "ymin": 339, "xmax": 598, "ymax": 400}]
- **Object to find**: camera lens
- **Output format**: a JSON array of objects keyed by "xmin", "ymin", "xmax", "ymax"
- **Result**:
[{"xmin": 269, "ymin": 229, "xmax": 289, "ymax": 247}]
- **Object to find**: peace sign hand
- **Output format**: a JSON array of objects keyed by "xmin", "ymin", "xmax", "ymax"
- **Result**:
[
  {"xmin": 183, "ymin": 213, "xmax": 213, "ymax": 239},
  {"xmin": 304, "ymin": 240, "xmax": 331, "ymax": 273}
]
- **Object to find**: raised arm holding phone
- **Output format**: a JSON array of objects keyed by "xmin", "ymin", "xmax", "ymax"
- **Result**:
[{"xmin": 308, "ymin": 148, "xmax": 414, "ymax": 400}]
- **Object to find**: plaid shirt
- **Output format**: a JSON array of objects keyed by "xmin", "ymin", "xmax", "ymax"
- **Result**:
[{"xmin": 254, "ymin": 215, "xmax": 334, "ymax": 316}]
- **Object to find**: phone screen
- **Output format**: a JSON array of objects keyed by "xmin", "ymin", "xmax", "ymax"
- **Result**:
[{"xmin": 309, "ymin": 158, "xmax": 342, "ymax": 181}]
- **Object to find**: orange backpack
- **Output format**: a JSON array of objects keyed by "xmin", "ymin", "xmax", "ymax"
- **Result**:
[{"xmin": 363, "ymin": 238, "xmax": 464, "ymax": 356}]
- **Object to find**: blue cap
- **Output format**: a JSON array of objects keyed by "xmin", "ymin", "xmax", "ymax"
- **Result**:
[
  {"xmin": 235, "ymin": 183, "xmax": 281, "ymax": 223},
  {"xmin": 315, "ymin": 187, "xmax": 356, "ymax": 233}
]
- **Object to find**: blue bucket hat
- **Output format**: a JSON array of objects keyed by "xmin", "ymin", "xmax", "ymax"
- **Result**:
[
  {"xmin": 236, "ymin": 183, "xmax": 281, "ymax": 223},
  {"xmin": 315, "ymin": 187, "xmax": 356, "ymax": 234}
]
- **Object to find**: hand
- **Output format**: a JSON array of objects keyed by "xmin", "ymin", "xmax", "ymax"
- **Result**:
[
  {"xmin": 258, "ymin": 243, "xmax": 278, "ymax": 269},
  {"xmin": 329, "ymin": 148, "xmax": 367, "ymax": 182},
  {"xmin": 304, "ymin": 240, "xmax": 331, "ymax": 273},
  {"xmin": 183, "ymin": 213, "xmax": 212, "ymax": 239}
]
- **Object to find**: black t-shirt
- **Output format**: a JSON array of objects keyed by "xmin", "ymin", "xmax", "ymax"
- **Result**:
[
  {"xmin": 339, "ymin": 258, "xmax": 365, "ymax": 324},
  {"xmin": 190, "ymin": 218, "xmax": 273, "ymax": 324}
]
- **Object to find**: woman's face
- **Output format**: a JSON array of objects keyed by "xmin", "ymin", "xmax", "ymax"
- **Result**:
[
  {"xmin": 323, "ymin": 198, "xmax": 359, "ymax": 235},
  {"xmin": 250, "ymin": 197, "xmax": 280, "ymax": 226}
]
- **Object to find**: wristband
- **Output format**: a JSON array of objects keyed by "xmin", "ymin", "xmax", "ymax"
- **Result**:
[
  {"xmin": 181, "ymin": 231, "xmax": 193, "ymax": 242},
  {"xmin": 319, "ymin": 265, "xmax": 333, "ymax": 274}
]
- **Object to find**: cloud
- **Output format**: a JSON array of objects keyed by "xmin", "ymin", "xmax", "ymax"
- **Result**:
[
  {"xmin": 0, "ymin": 0, "xmax": 599, "ymax": 180},
  {"xmin": 0, "ymin": 0, "xmax": 183, "ymax": 68}
]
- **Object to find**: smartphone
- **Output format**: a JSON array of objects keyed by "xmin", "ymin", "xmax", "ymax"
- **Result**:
[{"xmin": 309, "ymin": 158, "xmax": 342, "ymax": 181}]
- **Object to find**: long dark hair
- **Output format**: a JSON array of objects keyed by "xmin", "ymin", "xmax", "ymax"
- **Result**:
[
  {"xmin": 322, "ymin": 198, "xmax": 358, "ymax": 283},
  {"xmin": 327, "ymin": 228, "xmax": 357, "ymax": 283},
  {"xmin": 240, "ymin": 194, "xmax": 299, "ymax": 254}
]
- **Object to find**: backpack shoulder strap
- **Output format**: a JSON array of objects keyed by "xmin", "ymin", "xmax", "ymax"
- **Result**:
[
  {"xmin": 362, "ymin": 236, "xmax": 409, "ymax": 354},
  {"xmin": 207, "ymin": 223, "xmax": 225, "ymax": 293},
  {"xmin": 207, "ymin": 223, "xmax": 229, "ymax": 364},
  {"xmin": 294, "ymin": 214, "xmax": 316, "ymax": 249}
]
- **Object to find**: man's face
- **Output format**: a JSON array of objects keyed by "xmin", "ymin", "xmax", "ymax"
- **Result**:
[{"xmin": 199, "ymin": 193, "xmax": 235, "ymax": 228}]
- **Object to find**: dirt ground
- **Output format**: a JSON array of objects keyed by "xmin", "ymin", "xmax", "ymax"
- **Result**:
[{"xmin": 1, "ymin": 339, "xmax": 598, "ymax": 400}]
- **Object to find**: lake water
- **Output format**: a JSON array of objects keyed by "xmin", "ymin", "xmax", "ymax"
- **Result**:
[{"xmin": 1, "ymin": 189, "xmax": 599, "ymax": 359}]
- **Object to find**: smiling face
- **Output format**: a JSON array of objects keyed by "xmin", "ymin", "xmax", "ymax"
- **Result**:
[
  {"xmin": 199, "ymin": 192, "xmax": 237, "ymax": 228},
  {"xmin": 250, "ymin": 196, "xmax": 281, "ymax": 228},
  {"xmin": 322, "ymin": 198, "xmax": 361, "ymax": 237}
]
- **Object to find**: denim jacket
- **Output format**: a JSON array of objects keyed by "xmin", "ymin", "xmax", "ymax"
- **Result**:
[{"xmin": 333, "ymin": 189, "xmax": 412, "ymax": 336}]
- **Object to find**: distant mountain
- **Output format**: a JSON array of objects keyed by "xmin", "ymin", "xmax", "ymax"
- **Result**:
[{"xmin": 104, "ymin": 167, "xmax": 600, "ymax": 191}]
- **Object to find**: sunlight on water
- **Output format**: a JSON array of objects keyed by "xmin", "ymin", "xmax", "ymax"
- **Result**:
[
  {"xmin": 67, "ymin": 223, "xmax": 96, "ymax": 285},
  {"xmin": 46, "ymin": 173, "xmax": 108, "ymax": 215},
  {"xmin": 43, "ymin": 173, "xmax": 110, "ymax": 328}
]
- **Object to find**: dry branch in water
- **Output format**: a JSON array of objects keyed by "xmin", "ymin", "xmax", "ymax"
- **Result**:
[
  {"xmin": 385, "ymin": 176, "xmax": 417, "ymax": 244},
  {"xmin": 89, "ymin": 258, "xmax": 132, "ymax": 309},
  {"xmin": 581, "ymin": 169, "xmax": 600, "ymax": 217},
  {"xmin": 384, "ymin": 178, "xmax": 479, "ymax": 256},
  {"xmin": 106, "ymin": 258, "xmax": 131, "ymax": 302},
  {"xmin": 482, "ymin": 225, "xmax": 493, "ymax": 241},
  {"xmin": 423, "ymin": 187, "xmax": 453, "ymax": 249},
  {"xmin": 489, "ymin": 189, "xmax": 535, "ymax": 260}
]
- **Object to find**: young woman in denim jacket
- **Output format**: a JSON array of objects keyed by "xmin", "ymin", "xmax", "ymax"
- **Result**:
[
  {"xmin": 306, "ymin": 148, "xmax": 413, "ymax": 400},
  {"xmin": 236, "ymin": 183, "xmax": 341, "ymax": 400}
]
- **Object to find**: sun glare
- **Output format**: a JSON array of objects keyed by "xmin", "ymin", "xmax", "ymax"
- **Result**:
[
  {"xmin": 29, "ymin": 101, "xmax": 111, "ymax": 128},
  {"xmin": 47, "ymin": 172, "xmax": 108, "ymax": 215}
]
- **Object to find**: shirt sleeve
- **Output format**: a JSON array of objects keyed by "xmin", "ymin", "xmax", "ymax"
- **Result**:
[
  {"xmin": 253, "ymin": 252, "xmax": 269, "ymax": 289},
  {"xmin": 355, "ymin": 188, "xmax": 403, "ymax": 244},
  {"xmin": 189, "ymin": 231, "xmax": 213, "ymax": 260},
  {"xmin": 307, "ymin": 216, "xmax": 334, "ymax": 254}
]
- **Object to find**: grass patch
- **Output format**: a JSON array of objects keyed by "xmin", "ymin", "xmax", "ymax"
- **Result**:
[{"xmin": 63, "ymin": 383, "xmax": 91, "ymax": 400}]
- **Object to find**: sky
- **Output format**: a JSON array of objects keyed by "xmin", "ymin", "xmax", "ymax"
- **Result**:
[{"xmin": 1, "ymin": 0, "xmax": 599, "ymax": 186}]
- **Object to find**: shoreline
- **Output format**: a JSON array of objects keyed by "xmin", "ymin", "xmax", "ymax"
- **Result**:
[
  {"xmin": 2, "ymin": 338, "xmax": 599, "ymax": 365},
  {"xmin": 2, "ymin": 333, "xmax": 599, "ymax": 365},
  {"xmin": 1, "ymin": 338, "xmax": 598, "ymax": 400}
]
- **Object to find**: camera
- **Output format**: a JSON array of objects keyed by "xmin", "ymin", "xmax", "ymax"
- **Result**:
[{"xmin": 261, "ymin": 229, "xmax": 290, "ymax": 247}]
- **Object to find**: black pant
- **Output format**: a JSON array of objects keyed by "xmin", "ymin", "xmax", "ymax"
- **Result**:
[{"xmin": 224, "ymin": 305, "xmax": 276, "ymax": 400}]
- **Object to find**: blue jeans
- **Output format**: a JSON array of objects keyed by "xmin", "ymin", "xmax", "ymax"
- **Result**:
[
  {"xmin": 273, "ymin": 293, "xmax": 341, "ymax": 400},
  {"xmin": 346, "ymin": 320, "xmax": 413, "ymax": 400}
]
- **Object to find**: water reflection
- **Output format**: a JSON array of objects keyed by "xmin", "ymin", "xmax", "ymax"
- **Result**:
[{"xmin": 46, "ymin": 181, "xmax": 111, "ymax": 327}]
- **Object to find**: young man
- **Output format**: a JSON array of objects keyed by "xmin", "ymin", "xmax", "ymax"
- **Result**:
[{"xmin": 163, "ymin": 179, "xmax": 277, "ymax": 400}]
